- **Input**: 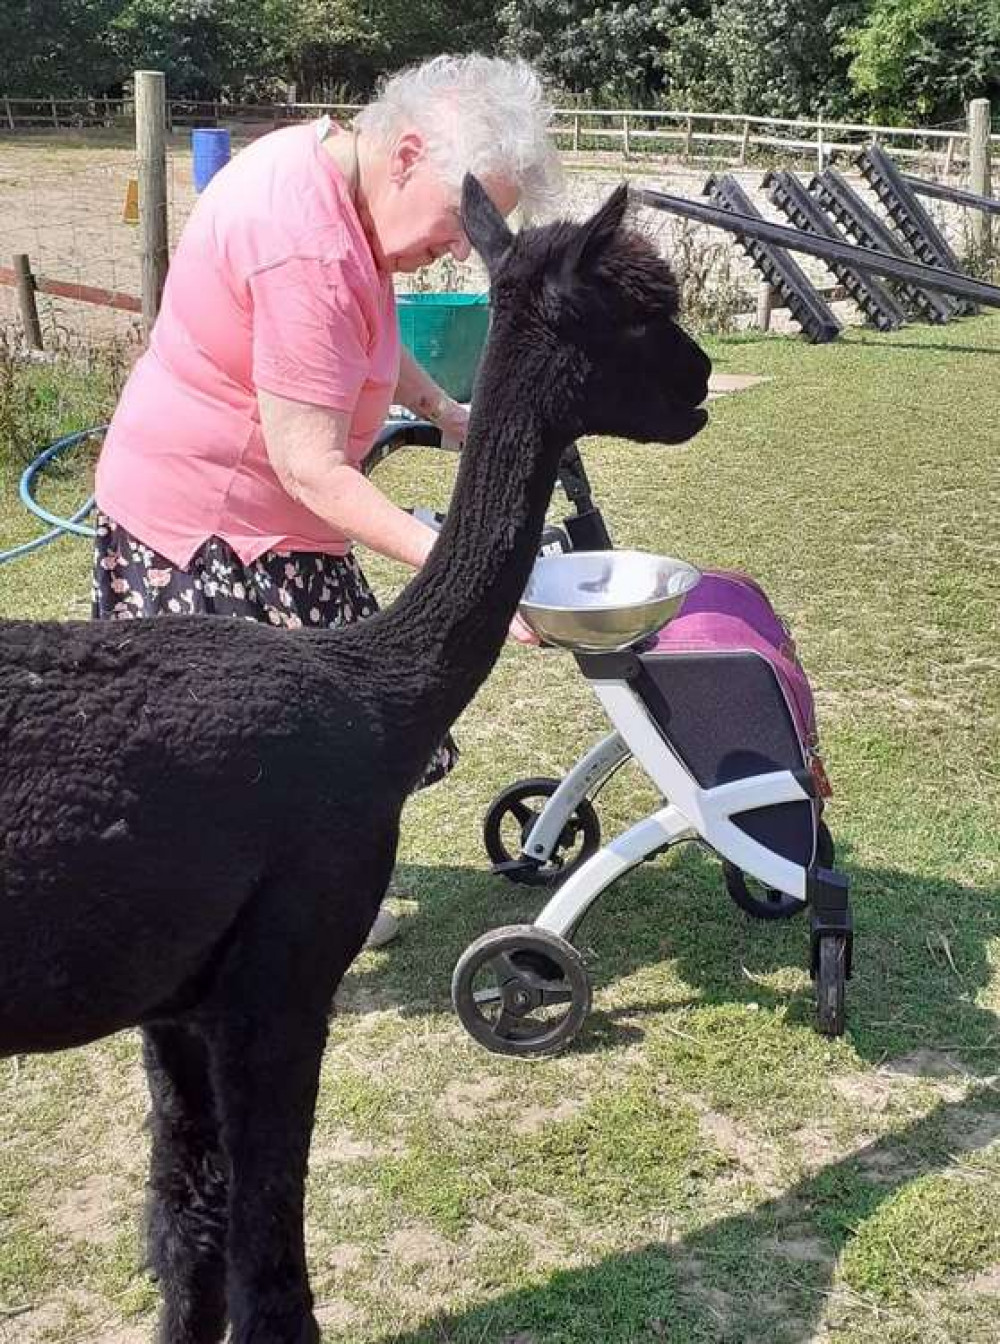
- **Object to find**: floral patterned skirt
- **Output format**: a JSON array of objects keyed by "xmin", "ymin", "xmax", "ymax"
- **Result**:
[{"xmin": 91, "ymin": 514, "xmax": 458, "ymax": 789}]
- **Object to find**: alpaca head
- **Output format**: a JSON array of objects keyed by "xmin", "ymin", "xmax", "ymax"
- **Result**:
[{"xmin": 462, "ymin": 177, "xmax": 711, "ymax": 445}]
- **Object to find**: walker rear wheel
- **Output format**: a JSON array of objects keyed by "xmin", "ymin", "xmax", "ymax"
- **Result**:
[
  {"xmin": 723, "ymin": 821, "xmax": 835, "ymax": 921},
  {"xmin": 452, "ymin": 925, "xmax": 591, "ymax": 1058},
  {"xmin": 483, "ymin": 777, "xmax": 601, "ymax": 887}
]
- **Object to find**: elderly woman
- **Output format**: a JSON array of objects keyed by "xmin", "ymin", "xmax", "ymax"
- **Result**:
[{"xmin": 93, "ymin": 55, "xmax": 562, "ymax": 945}]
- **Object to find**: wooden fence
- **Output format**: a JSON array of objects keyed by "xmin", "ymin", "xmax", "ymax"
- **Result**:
[
  {"xmin": 3, "ymin": 95, "xmax": 999, "ymax": 173},
  {"xmin": 1, "ymin": 77, "xmax": 992, "ymax": 349},
  {"xmin": 0, "ymin": 254, "xmax": 141, "ymax": 351}
]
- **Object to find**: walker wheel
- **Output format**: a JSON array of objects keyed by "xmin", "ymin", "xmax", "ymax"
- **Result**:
[
  {"xmin": 452, "ymin": 925, "xmax": 592, "ymax": 1058},
  {"xmin": 723, "ymin": 820, "xmax": 835, "ymax": 921},
  {"xmin": 483, "ymin": 777, "xmax": 601, "ymax": 887},
  {"xmin": 815, "ymin": 933, "xmax": 848, "ymax": 1037}
]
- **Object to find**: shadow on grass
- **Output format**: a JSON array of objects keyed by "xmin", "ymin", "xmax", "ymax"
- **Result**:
[
  {"xmin": 369, "ymin": 1086, "xmax": 1000, "ymax": 1344},
  {"xmin": 344, "ymin": 841, "xmax": 1000, "ymax": 1076},
  {"xmin": 854, "ymin": 340, "xmax": 1000, "ymax": 358}
]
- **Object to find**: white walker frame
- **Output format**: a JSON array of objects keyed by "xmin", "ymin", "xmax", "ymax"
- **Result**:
[{"xmin": 527, "ymin": 676, "xmax": 815, "ymax": 942}]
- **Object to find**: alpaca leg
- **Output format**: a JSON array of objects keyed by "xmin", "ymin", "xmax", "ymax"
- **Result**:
[
  {"xmin": 143, "ymin": 1021, "xmax": 229, "ymax": 1344},
  {"xmin": 209, "ymin": 1005, "xmax": 329, "ymax": 1344},
  {"xmin": 205, "ymin": 863, "xmax": 382, "ymax": 1344}
]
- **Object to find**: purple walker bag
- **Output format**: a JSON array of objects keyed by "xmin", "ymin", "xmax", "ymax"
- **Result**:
[{"xmin": 650, "ymin": 570, "xmax": 831, "ymax": 798}]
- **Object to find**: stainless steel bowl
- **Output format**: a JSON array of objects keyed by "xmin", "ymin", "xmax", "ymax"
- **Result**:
[{"xmin": 518, "ymin": 550, "xmax": 701, "ymax": 653}]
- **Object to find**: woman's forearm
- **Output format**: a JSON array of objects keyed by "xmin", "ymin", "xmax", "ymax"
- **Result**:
[
  {"xmin": 395, "ymin": 345, "xmax": 458, "ymax": 423},
  {"xmin": 294, "ymin": 460, "xmax": 438, "ymax": 568},
  {"xmin": 259, "ymin": 389, "xmax": 439, "ymax": 569}
]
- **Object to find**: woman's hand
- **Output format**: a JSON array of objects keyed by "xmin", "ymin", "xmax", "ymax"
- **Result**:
[
  {"xmin": 435, "ymin": 396, "xmax": 470, "ymax": 449},
  {"xmin": 258, "ymin": 391, "xmax": 439, "ymax": 570},
  {"xmin": 395, "ymin": 348, "xmax": 470, "ymax": 446},
  {"xmin": 507, "ymin": 611, "xmax": 541, "ymax": 646}
]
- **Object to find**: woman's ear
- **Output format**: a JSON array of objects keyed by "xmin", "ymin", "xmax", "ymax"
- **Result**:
[{"xmin": 390, "ymin": 130, "xmax": 425, "ymax": 184}]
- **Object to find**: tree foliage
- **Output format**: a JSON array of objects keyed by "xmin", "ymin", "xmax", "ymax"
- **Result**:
[
  {"xmin": 497, "ymin": 0, "xmax": 997, "ymax": 121},
  {"xmin": 1, "ymin": 0, "xmax": 123, "ymax": 95},
  {"xmin": 844, "ymin": 0, "xmax": 1000, "ymax": 120},
  {"xmin": 497, "ymin": 2, "xmax": 707, "ymax": 106},
  {"xmin": 0, "ymin": 0, "xmax": 997, "ymax": 124}
]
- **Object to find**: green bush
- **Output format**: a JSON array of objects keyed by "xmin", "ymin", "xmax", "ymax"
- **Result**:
[{"xmin": 0, "ymin": 340, "xmax": 124, "ymax": 483}]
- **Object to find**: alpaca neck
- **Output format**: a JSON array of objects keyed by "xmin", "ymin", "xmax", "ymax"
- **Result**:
[{"xmin": 362, "ymin": 338, "xmax": 571, "ymax": 750}]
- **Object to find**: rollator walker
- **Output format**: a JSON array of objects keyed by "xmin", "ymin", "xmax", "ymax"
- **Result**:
[{"xmin": 368, "ymin": 420, "xmax": 854, "ymax": 1059}]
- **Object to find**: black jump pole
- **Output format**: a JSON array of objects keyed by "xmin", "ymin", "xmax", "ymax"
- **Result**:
[
  {"xmin": 634, "ymin": 186, "xmax": 1000, "ymax": 310},
  {"xmin": 900, "ymin": 173, "xmax": 1000, "ymax": 218}
]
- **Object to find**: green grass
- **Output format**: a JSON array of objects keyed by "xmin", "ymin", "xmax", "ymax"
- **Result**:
[{"xmin": 1, "ymin": 316, "xmax": 999, "ymax": 1342}]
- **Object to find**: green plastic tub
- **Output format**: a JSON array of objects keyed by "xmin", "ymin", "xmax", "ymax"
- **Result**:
[{"xmin": 396, "ymin": 292, "xmax": 490, "ymax": 402}]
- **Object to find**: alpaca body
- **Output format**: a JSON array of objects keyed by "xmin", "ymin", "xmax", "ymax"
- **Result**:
[
  {"xmin": 1, "ymin": 410, "xmax": 561, "ymax": 1056},
  {"xmin": 0, "ymin": 616, "xmax": 400, "ymax": 1053},
  {"xmin": 0, "ymin": 180, "xmax": 711, "ymax": 1342}
]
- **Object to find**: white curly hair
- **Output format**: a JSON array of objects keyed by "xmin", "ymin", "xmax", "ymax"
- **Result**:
[{"xmin": 354, "ymin": 54, "xmax": 563, "ymax": 220}]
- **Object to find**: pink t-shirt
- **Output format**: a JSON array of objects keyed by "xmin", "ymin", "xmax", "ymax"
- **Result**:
[{"xmin": 96, "ymin": 120, "xmax": 400, "ymax": 566}]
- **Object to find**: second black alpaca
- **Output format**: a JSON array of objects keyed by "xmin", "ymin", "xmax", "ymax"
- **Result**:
[{"xmin": 0, "ymin": 179, "xmax": 711, "ymax": 1343}]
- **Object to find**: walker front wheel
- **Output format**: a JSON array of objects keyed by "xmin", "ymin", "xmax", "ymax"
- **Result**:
[
  {"xmin": 452, "ymin": 925, "xmax": 592, "ymax": 1058},
  {"xmin": 815, "ymin": 933, "xmax": 848, "ymax": 1037},
  {"xmin": 483, "ymin": 777, "xmax": 601, "ymax": 887}
]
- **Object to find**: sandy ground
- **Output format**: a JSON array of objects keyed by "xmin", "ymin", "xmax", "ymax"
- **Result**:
[{"xmin": 0, "ymin": 129, "xmax": 971, "ymax": 352}]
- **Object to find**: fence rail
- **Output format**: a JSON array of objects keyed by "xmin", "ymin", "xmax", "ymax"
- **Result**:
[
  {"xmin": 0, "ymin": 268, "xmax": 141, "ymax": 313},
  {"xmin": 3, "ymin": 96, "xmax": 999, "ymax": 171}
]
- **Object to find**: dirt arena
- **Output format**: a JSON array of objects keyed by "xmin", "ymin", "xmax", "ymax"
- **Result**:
[{"xmin": 0, "ymin": 128, "xmax": 969, "ymax": 353}]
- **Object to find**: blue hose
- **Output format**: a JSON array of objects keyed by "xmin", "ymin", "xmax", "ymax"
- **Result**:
[
  {"xmin": 2, "ymin": 415, "xmax": 437, "ymax": 568},
  {"xmin": 0, "ymin": 426, "xmax": 104, "ymax": 566}
]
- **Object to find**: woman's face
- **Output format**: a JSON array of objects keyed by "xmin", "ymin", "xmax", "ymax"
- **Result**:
[{"xmin": 369, "ymin": 131, "xmax": 519, "ymax": 273}]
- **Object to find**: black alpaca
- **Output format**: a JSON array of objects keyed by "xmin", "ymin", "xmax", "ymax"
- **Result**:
[{"xmin": 0, "ymin": 180, "xmax": 710, "ymax": 1343}]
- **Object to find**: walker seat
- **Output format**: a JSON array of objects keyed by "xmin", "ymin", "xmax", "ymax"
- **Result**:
[{"xmin": 639, "ymin": 570, "xmax": 826, "ymax": 869}]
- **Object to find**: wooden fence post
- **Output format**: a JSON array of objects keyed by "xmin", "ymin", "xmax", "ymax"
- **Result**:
[
  {"xmin": 968, "ymin": 98, "xmax": 993, "ymax": 258},
  {"xmin": 13, "ymin": 254, "xmax": 44, "ymax": 351},
  {"xmin": 4, "ymin": 97, "xmax": 14, "ymax": 131},
  {"xmin": 572, "ymin": 112, "xmax": 580, "ymax": 153},
  {"xmin": 622, "ymin": 113, "xmax": 631, "ymax": 159},
  {"xmin": 817, "ymin": 122, "xmax": 825, "ymax": 173},
  {"xmin": 739, "ymin": 118, "xmax": 751, "ymax": 165},
  {"xmin": 944, "ymin": 134, "xmax": 955, "ymax": 177},
  {"xmin": 50, "ymin": 95, "xmax": 59, "ymax": 129},
  {"xmin": 684, "ymin": 116, "xmax": 693, "ymax": 159},
  {"xmin": 135, "ymin": 70, "xmax": 169, "ymax": 339},
  {"xmin": 756, "ymin": 281, "xmax": 774, "ymax": 333}
]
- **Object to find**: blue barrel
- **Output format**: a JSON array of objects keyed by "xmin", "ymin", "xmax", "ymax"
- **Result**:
[{"xmin": 191, "ymin": 128, "xmax": 231, "ymax": 193}]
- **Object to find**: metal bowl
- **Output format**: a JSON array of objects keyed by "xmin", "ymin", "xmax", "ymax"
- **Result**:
[{"xmin": 518, "ymin": 550, "xmax": 701, "ymax": 653}]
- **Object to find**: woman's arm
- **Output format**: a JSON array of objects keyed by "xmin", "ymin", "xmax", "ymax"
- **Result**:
[
  {"xmin": 258, "ymin": 390, "xmax": 438, "ymax": 569},
  {"xmin": 394, "ymin": 346, "xmax": 470, "ymax": 445},
  {"xmin": 258, "ymin": 389, "xmax": 537, "ymax": 642}
]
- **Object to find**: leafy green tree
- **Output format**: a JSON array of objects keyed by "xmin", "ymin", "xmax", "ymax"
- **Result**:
[
  {"xmin": 661, "ymin": 0, "xmax": 869, "ymax": 116},
  {"xmin": 499, "ymin": 1, "xmax": 713, "ymax": 104},
  {"xmin": 498, "ymin": 1, "xmax": 866, "ymax": 113},
  {"xmin": 5, "ymin": 0, "xmax": 998, "ymax": 124},
  {"xmin": 0, "ymin": 1, "xmax": 499, "ymax": 101},
  {"xmin": 112, "ymin": 0, "xmax": 321, "ymax": 99},
  {"xmin": 0, "ymin": 0, "xmax": 123, "ymax": 95},
  {"xmin": 289, "ymin": 0, "xmax": 499, "ymax": 98},
  {"xmin": 844, "ymin": 0, "xmax": 1000, "ymax": 121}
]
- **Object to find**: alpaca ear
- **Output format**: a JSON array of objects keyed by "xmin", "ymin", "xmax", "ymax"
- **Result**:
[
  {"xmin": 461, "ymin": 174, "xmax": 513, "ymax": 270},
  {"xmin": 565, "ymin": 183, "xmax": 630, "ymax": 274}
]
